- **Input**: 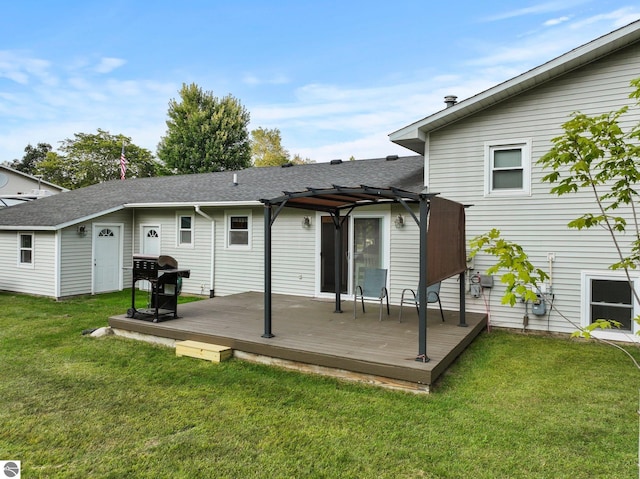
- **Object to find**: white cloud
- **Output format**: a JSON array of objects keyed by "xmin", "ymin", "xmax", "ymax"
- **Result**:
[
  {"xmin": 0, "ymin": 51, "xmax": 53, "ymax": 85},
  {"xmin": 94, "ymin": 57, "xmax": 126, "ymax": 74},
  {"xmin": 482, "ymin": 1, "xmax": 589, "ymax": 22},
  {"xmin": 544, "ymin": 16, "xmax": 571, "ymax": 26},
  {"xmin": 242, "ymin": 72, "xmax": 290, "ymax": 86}
]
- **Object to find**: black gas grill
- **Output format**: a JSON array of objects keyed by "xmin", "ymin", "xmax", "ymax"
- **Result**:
[{"xmin": 126, "ymin": 254, "xmax": 190, "ymax": 322}]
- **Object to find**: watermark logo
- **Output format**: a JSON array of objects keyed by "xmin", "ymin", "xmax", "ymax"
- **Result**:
[{"xmin": 1, "ymin": 461, "xmax": 20, "ymax": 478}]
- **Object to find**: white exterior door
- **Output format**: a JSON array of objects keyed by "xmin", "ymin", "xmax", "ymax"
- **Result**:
[
  {"xmin": 93, "ymin": 225, "xmax": 122, "ymax": 293},
  {"xmin": 142, "ymin": 225, "xmax": 161, "ymax": 255},
  {"xmin": 140, "ymin": 225, "xmax": 161, "ymax": 290}
]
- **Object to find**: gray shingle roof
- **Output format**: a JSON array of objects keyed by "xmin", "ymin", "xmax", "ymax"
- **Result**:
[{"xmin": 0, "ymin": 156, "xmax": 424, "ymax": 229}]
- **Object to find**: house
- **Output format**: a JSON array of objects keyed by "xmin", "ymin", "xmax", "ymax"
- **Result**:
[
  {"xmin": 0, "ymin": 165, "xmax": 67, "ymax": 206},
  {"xmin": 1, "ymin": 19, "xmax": 639, "ymax": 344},
  {"xmin": 0, "ymin": 156, "xmax": 435, "ymax": 305},
  {"xmin": 390, "ymin": 19, "xmax": 640, "ymax": 340}
]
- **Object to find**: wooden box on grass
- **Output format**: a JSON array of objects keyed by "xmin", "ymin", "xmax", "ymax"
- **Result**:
[{"xmin": 176, "ymin": 340, "xmax": 232, "ymax": 363}]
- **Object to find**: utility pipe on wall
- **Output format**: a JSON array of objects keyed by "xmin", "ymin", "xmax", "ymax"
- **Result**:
[{"xmin": 194, "ymin": 205, "xmax": 215, "ymax": 297}]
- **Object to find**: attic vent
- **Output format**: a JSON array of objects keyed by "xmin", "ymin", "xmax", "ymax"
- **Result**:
[
  {"xmin": 330, "ymin": 159, "xmax": 343, "ymax": 165},
  {"xmin": 281, "ymin": 162, "xmax": 294, "ymax": 168},
  {"xmin": 386, "ymin": 155, "xmax": 399, "ymax": 161},
  {"xmin": 444, "ymin": 95, "xmax": 458, "ymax": 108}
]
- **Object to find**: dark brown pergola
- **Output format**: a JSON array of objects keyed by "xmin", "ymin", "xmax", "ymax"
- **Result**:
[{"xmin": 260, "ymin": 185, "xmax": 468, "ymax": 362}]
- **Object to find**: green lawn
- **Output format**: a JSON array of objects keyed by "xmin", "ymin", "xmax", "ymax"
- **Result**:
[{"xmin": 0, "ymin": 290, "xmax": 637, "ymax": 478}]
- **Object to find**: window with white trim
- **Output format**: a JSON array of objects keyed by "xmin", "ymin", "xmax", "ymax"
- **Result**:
[
  {"xmin": 582, "ymin": 271, "xmax": 639, "ymax": 337},
  {"xmin": 177, "ymin": 214, "xmax": 193, "ymax": 246},
  {"xmin": 18, "ymin": 232, "xmax": 34, "ymax": 266},
  {"xmin": 226, "ymin": 211, "xmax": 251, "ymax": 249},
  {"xmin": 484, "ymin": 139, "xmax": 531, "ymax": 196}
]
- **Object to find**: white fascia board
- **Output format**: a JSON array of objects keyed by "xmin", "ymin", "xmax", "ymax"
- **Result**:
[
  {"xmin": 0, "ymin": 225, "xmax": 57, "ymax": 231},
  {"xmin": 124, "ymin": 201, "xmax": 263, "ymax": 208},
  {"xmin": 389, "ymin": 20, "xmax": 640, "ymax": 146}
]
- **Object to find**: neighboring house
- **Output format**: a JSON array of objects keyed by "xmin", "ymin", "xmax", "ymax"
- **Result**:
[
  {"xmin": 0, "ymin": 165, "xmax": 67, "ymax": 206},
  {"xmin": 0, "ymin": 156, "xmax": 429, "ymax": 307},
  {"xmin": 390, "ymin": 19, "xmax": 640, "ymax": 341}
]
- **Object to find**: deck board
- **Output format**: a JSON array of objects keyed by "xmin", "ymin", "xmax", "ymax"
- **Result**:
[{"xmin": 109, "ymin": 292, "xmax": 486, "ymax": 391}]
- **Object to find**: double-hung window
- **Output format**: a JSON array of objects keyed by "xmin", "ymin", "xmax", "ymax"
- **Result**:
[
  {"xmin": 226, "ymin": 211, "xmax": 251, "ymax": 249},
  {"xmin": 18, "ymin": 232, "xmax": 34, "ymax": 267},
  {"xmin": 484, "ymin": 139, "xmax": 532, "ymax": 196},
  {"xmin": 177, "ymin": 214, "xmax": 194, "ymax": 246}
]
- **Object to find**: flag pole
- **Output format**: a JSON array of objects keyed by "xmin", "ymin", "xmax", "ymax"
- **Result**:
[{"xmin": 120, "ymin": 140, "xmax": 127, "ymax": 180}]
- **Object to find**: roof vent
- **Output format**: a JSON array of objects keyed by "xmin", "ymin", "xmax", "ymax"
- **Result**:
[
  {"xmin": 444, "ymin": 95, "xmax": 458, "ymax": 108},
  {"xmin": 386, "ymin": 155, "xmax": 399, "ymax": 161},
  {"xmin": 330, "ymin": 159, "xmax": 343, "ymax": 165},
  {"xmin": 281, "ymin": 162, "xmax": 294, "ymax": 168}
]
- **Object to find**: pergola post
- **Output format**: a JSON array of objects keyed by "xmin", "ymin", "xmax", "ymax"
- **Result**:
[
  {"xmin": 262, "ymin": 203, "xmax": 274, "ymax": 338},
  {"xmin": 459, "ymin": 271, "xmax": 468, "ymax": 327},
  {"xmin": 334, "ymin": 209, "xmax": 343, "ymax": 313},
  {"xmin": 417, "ymin": 193, "xmax": 430, "ymax": 362}
]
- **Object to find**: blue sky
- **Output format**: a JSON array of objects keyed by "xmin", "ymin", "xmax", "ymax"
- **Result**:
[{"xmin": 0, "ymin": 1, "xmax": 639, "ymax": 164}]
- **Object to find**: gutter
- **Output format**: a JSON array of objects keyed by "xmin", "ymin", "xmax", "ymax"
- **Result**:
[
  {"xmin": 194, "ymin": 205, "xmax": 216, "ymax": 298},
  {"xmin": 125, "ymin": 200, "xmax": 262, "ymax": 208}
]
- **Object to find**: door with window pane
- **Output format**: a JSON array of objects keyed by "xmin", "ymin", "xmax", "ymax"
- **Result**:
[
  {"xmin": 320, "ymin": 216, "xmax": 349, "ymax": 293},
  {"xmin": 353, "ymin": 217, "xmax": 383, "ymax": 288}
]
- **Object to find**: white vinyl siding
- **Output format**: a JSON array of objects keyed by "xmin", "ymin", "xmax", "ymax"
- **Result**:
[
  {"xmin": 423, "ymin": 42, "xmax": 640, "ymax": 334},
  {"xmin": 59, "ymin": 209, "xmax": 133, "ymax": 298},
  {"xmin": 271, "ymin": 210, "xmax": 316, "ymax": 296},
  {"xmin": 0, "ymin": 230, "xmax": 56, "ymax": 296}
]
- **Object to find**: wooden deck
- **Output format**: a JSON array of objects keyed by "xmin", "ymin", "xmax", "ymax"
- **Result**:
[{"xmin": 108, "ymin": 292, "xmax": 487, "ymax": 393}]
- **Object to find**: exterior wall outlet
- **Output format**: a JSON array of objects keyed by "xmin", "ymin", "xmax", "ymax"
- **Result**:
[{"xmin": 547, "ymin": 252, "xmax": 556, "ymax": 261}]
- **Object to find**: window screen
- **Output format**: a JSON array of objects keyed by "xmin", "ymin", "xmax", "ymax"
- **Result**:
[{"xmin": 590, "ymin": 279, "xmax": 633, "ymax": 330}]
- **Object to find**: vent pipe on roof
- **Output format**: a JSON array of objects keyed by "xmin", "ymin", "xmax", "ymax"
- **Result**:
[
  {"xmin": 232, "ymin": 173, "xmax": 238, "ymax": 186},
  {"xmin": 444, "ymin": 95, "xmax": 458, "ymax": 108}
]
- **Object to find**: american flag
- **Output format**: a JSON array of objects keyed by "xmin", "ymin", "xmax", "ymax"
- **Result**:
[{"xmin": 120, "ymin": 143, "xmax": 127, "ymax": 180}]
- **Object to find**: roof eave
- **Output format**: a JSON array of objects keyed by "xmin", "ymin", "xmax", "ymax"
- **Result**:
[{"xmin": 124, "ymin": 200, "xmax": 263, "ymax": 208}]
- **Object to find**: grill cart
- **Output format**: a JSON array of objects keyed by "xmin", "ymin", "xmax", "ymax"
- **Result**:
[{"xmin": 126, "ymin": 254, "xmax": 190, "ymax": 322}]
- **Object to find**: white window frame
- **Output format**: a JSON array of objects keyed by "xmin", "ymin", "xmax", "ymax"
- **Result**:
[
  {"xmin": 225, "ymin": 210, "xmax": 252, "ymax": 250},
  {"xmin": 17, "ymin": 231, "xmax": 34, "ymax": 268},
  {"xmin": 484, "ymin": 139, "xmax": 532, "ymax": 197},
  {"xmin": 581, "ymin": 270, "xmax": 640, "ymax": 342},
  {"xmin": 176, "ymin": 213, "xmax": 194, "ymax": 247}
]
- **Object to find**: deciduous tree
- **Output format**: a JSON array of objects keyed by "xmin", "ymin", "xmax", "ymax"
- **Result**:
[
  {"xmin": 157, "ymin": 83, "xmax": 251, "ymax": 173},
  {"xmin": 251, "ymin": 127, "xmax": 289, "ymax": 167},
  {"xmin": 9, "ymin": 143, "xmax": 52, "ymax": 174},
  {"xmin": 34, "ymin": 129, "xmax": 158, "ymax": 189}
]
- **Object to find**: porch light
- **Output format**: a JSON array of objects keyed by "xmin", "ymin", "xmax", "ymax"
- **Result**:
[
  {"xmin": 77, "ymin": 225, "xmax": 87, "ymax": 236},
  {"xmin": 302, "ymin": 216, "xmax": 312, "ymax": 228},
  {"xmin": 394, "ymin": 214, "xmax": 405, "ymax": 228}
]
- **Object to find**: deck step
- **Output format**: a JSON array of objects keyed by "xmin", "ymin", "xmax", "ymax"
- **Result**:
[{"xmin": 176, "ymin": 340, "xmax": 232, "ymax": 363}]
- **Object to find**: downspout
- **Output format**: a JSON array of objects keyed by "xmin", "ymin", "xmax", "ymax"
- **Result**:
[{"xmin": 194, "ymin": 205, "xmax": 215, "ymax": 297}]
